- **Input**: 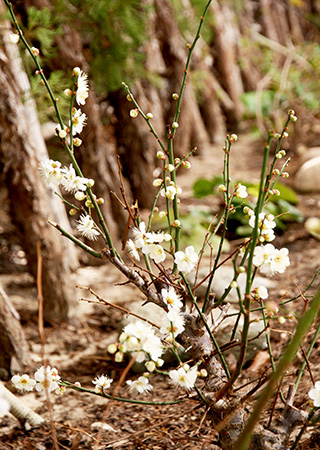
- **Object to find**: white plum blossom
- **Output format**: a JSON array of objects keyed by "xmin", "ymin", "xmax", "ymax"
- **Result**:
[
  {"xmin": 126, "ymin": 239, "xmax": 140, "ymax": 261},
  {"xmin": 77, "ymin": 214, "xmax": 100, "ymax": 240},
  {"xmin": 169, "ymin": 365, "xmax": 198, "ymax": 390},
  {"xmin": 9, "ymin": 33, "xmax": 20, "ymax": 44},
  {"xmin": 253, "ymin": 244, "xmax": 290, "ymax": 276},
  {"xmin": 132, "ymin": 222, "xmax": 149, "ymax": 253},
  {"xmin": 127, "ymin": 376, "xmax": 153, "ymax": 394},
  {"xmin": 235, "ymin": 183, "xmax": 248, "ymax": 199},
  {"xmin": 60, "ymin": 164, "xmax": 89, "ymax": 193},
  {"xmin": 39, "ymin": 159, "xmax": 62, "ymax": 186},
  {"xmin": 174, "ymin": 246, "xmax": 198, "ymax": 273},
  {"xmin": 161, "ymin": 286, "xmax": 183, "ymax": 311},
  {"xmin": 76, "ymin": 70, "xmax": 89, "ymax": 106},
  {"xmin": 252, "ymin": 285, "xmax": 268, "ymax": 300},
  {"xmin": 92, "ymin": 375, "xmax": 113, "ymax": 394},
  {"xmin": 11, "ymin": 374, "xmax": 36, "ymax": 392},
  {"xmin": 34, "ymin": 366, "xmax": 60, "ymax": 393},
  {"xmin": 71, "ymin": 108, "xmax": 87, "ymax": 135},
  {"xmin": 249, "ymin": 213, "xmax": 276, "ymax": 242},
  {"xmin": 309, "ymin": 381, "xmax": 320, "ymax": 407},
  {"xmin": 148, "ymin": 243, "xmax": 166, "ymax": 263},
  {"xmin": 160, "ymin": 308, "xmax": 185, "ymax": 338}
]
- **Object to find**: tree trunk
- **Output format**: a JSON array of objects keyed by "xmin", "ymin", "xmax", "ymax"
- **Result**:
[
  {"xmin": 0, "ymin": 285, "xmax": 29, "ymax": 380},
  {"xmin": 0, "ymin": 32, "xmax": 76, "ymax": 323}
]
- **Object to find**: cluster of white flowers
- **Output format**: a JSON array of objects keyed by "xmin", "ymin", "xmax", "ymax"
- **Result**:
[
  {"xmin": 174, "ymin": 246, "xmax": 198, "ymax": 274},
  {"xmin": 253, "ymin": 243, "xmax": 290, "ymax": 276},
  {"xmin": 119, "ymin": 320, "xmax": 164, "ymax": 364},
  {"xmin": 160, "ymin": 184, "xmax": 182, "ymax": 200},
  {"xmin": 169, "ymin": 364, "xmax": 198, "ymax": 390},
  {"xmin": 160, "ymin": 286, "xmax": 185, "ymax": 338},
  {"xmin": 92, "ymin": 375, "xmax": 113, "ymax": 394},
  {"xmin": 129, "ymin": 222, "xmax": 171, "ymax": 263},
  {"xmin": 12, "ymin": 366, "xmax": 61, "ymax": 394},
  {"xmin": 39, "ymin": 159, "xmax": 92, "ymax": 194},
  {"xmin": 247, "ymin": 210, "xmax": 276, "ymax": 242}
]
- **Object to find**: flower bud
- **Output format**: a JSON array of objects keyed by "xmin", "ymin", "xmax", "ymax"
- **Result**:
[
  {"xmin": 129, "ymin": 109, "xmax": 138, "ymax": 118},
  {"xmin": 238, "ymin": 266, "xmax": 246, "ymax": 273},
  {"xmin": 9, "ymin": 33, "xmax": 20, "ymax": 44},
  {"xmin": 31, "ymin": 47, "xmax": 39, "ymax": 57},
  {"xmin": 174, "ymin": 158, "xmax": 181, "ymax": 165},
  {"xmin": 230, "ymin": 134, "xmax": 238, "ymax": 142},
  {"xmin": 87, "ymin": 179, "xmax": 95, "ymax": 187},
  {"xmin": 274, "ymin": 133, "xmax": 281, "ymax": 139},
  {"xmin": 156, "ymin": 358, "xmax": 164, "ymax": 367},
  {"xmin": 278, "ymin": 316, "xmax": 286, "ymax": 324},
  {"xmin": 115, "ymin": 352, "xmax": 124, "ymax": 363},
  {"xmin": 282, "ymin": 172, "xmax": 289, "ymax": 178},
  {"xmin": 172, "ymin": 93, "xmax": 179, "ymax": 100},
  {"xmin": 166, "ymin": 164, "xmax": 175, "ymax": 172},
  {"xmin": 64, "ymin": 88, "xmax": 72, "ymax": 97},
  {"xmin": 73, "ymin": 138, "xmax": 82, "ymax": 147},
  {"xmin": 219, "ymin": 184, "xmax": 227, "ymax": 193},
  {"xmin": 97, "ymin": 198, "xmax": 104, "ymax": 205},
  {"xmin": 283, "ymin": 132, "xmax": 289, "ymax": 138},
  {"xmin": 182, "ymin": 161, "xmax": 191, "ymax": 169},
  {"xmin": 153, "ymin": 178, "xmax": 163, "ymax": 187},
  {"xmin": 157, "ymin": 151, "xmax": 166, "ymax": 160},
  {"xmin": 85, "ymin": 200, "xmax": 92, "ymax": 208},
  {"xmin": 171, "ymin": 219, "xmax": 181, "ymax": 228},
  {"xmin": 199, "ymin": 369, "xmax": 208, "ymax": 378},
  {"xmin": 172, "ymin": 122, "xmax": 179, "ymax": 129},
  {"xmin": 230, "ymin": 281, "xmax": 238, "ymax": 289},
  {"xmin": 74, "ymin": 382, "xmax": 81, "ymax": 387},
  {"xmin": 75, "ymin": 191, "xmax": 86, "ymax": 201},
  {"xmin": 58, "ymin": 129, "xmax": 67, "ymax": 139},
  {"xmin": 107, "ymin": 344, "xmax": 117, "ymax": 354},
  {"xmin": 72, "ymin": 67, "xmax": 81, "ymax": 76},
  {"xmin": 159, "ymin": 211, "xmax": 167, "ymax": 219},
  {"xmin": 126, "ymin": 94, "xmax": 132, "ymax": 101},
  {"xmin": 280, "ymin": 150, "xmax": 286, "ymax": 156},
  {"xmin": 69, "ymin": 208, "xmax": 77, "ymax": 216},
  {"xmin": 146, "ymin": 112, "xmax": 153, "ymax": 119},
  {"xmin": 145, "ymin": 361, "xmax": 156, "ymax": 372}
]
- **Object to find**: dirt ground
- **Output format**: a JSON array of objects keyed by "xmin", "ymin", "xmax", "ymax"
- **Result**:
[{"xmin": 1, "ymin": 132, "xmax": 320, "ymax": 449}]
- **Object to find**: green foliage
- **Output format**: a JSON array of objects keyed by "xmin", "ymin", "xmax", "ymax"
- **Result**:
[
  {"xmin": 29, "ymin": 71, "xmax": 69, "ymax": 124},
  {"xmin": 192, "ymin": 177, "xmax": 304, "ymax": 237},
  {"xmin": 26, "ymin": 6, "xmax": 61, "ymax": 58},
  {"xmin": 53, "ymin": 0, "xmax": 149, "ymax": 94}
]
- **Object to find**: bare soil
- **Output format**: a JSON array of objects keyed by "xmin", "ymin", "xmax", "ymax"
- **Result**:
[{"xmin": 1, "ymin": 134, "xmax": 320, "ymax": 449}]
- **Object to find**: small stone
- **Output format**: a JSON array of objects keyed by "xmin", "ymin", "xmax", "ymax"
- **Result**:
[{"xmin": 294, "ymin": 157, "xmax": 320, "ymax": 193}]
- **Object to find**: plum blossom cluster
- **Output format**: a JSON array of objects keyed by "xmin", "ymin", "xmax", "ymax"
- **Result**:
[
  {"xmin": 160, "ymin": 286, "xmax": 185, "ymax": 338},
  {"xmin": 245, "ymin": 209, "xmax": 276, "ymax": 242},
  {"xmin": 39, "ymin": 159, "xmax": 94, "ymax": 194},
  {"xmin": 253, "ymin": 243, "xmax": 290, "ymax": 276},
  {"xmin": 127, "ymin": 221, "xmax": 171, "ymax": 263},
  {"xmin": 12, "ymin": 366, "xmax": 62, "ymax": 394},
  {"xmin": 117, "ymin": 319, "xmax": 164, "ymax": 364}
]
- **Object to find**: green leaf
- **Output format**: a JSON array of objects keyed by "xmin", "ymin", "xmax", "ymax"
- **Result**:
[{"xmin": 192, "ymin": 175, "xmax": 224, "ymax": 198}]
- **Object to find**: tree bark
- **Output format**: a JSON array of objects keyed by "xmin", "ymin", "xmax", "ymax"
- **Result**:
[
  {"xmin": 0, "ymin": 285, "xmax": 29, "ymax": 380},
  {"xmin": 0, "ymin": 34, "xmax": 76, "ymax": 323}
]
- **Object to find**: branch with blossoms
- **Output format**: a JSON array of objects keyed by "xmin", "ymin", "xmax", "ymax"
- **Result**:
[{"xmin": 5, "ymin": 1, "xmax": 320, "ymax": 449}]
